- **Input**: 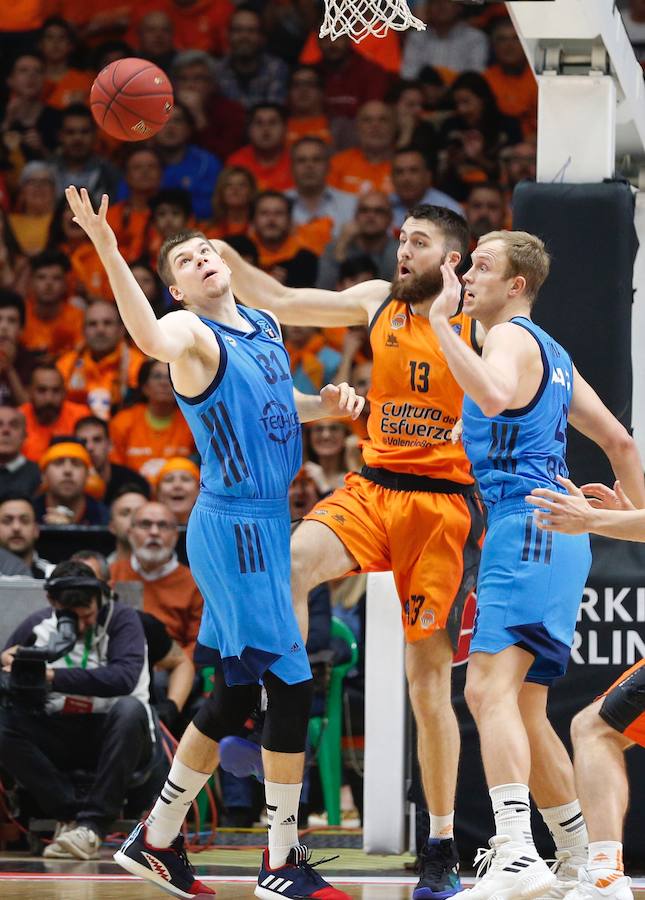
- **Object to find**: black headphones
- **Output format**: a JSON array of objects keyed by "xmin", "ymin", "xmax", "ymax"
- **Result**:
[{"xmin": 44, "ymin": 574, "xmax": 112, "ymax": 607}]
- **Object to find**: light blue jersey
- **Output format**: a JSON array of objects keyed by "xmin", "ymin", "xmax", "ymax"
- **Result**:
[
  {"xmin": 172, "ymin": 307, "xmax": 310, "ymax": 686},
  {"xmin": 463, "ymin": 317, "xmax": 591, "ymax": 685}
]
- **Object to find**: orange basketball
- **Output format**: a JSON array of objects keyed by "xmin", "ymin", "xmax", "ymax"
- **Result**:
[{"xmin": 90, "ymin": 58, "xmax": 173, "ymax": 142}]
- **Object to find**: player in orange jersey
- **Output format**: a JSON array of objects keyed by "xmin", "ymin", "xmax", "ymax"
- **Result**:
[{"xmin": 216, "ymin": 204, "xmax": 484, "ymax": 900}]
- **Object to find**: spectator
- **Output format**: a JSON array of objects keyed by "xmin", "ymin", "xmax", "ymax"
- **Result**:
[
  {"xmin": 109, "ymin": 359, "xmax": 194, "ymax": 481},
  {"xmin": 136, "ymin": 11, "xmax": 176, "ymax": 72},
  {"xmin": 328, "ymin": 101, "xmax": 396, "ymax": 195},
  {"xmin": 57, "ymin": 301, "xmax": 146, "ymax": 417},
  {"xmin": 155, "ymin": 457, "xmax": 200, "ymax": 526},
  {"xmin": 0, "ymin": 493, "xmax": 53, "ymax": 577},
  {"xmin": 251, "ymin": 191, "xmax": 318, "ymax": 287},
  {"xmin": 108, "ymin": 485, "xmax": 148, "ymax": 563},
  {"xmin": 147, "ymin": 188, "xmax": 193, "ymax": 264},
  {"xmin": 74, "ymin": 416, "xmax": 150, "ymax": 506},
  {"xmin": 316, "ymin": 191, "xmax": 398, "ymax": 289},
  {"xmin": 110, "ymin": 501, "xmax": 203, "ymax": 653},
  {"xmin": 110, "ymin": 147, "xmax": 163, "ymax": 262},
  {"xmin": 0, "ymin": 559, "xmax": 153, "ymax": 859},
  {"xmin": 154, "ymin": 102, "xmax": 222, "ymax": 221},
  {"xmin": 130, "ymin": 262, "xmax": 167, "ymax": 319},
  {"xmin": 315, "ymin": 34, "xmax": 391, "ymax": 123},
  {"xmin": 0, "ymin": 209, "xmax": 30, "ymax": 294},
  {"xmin": 438, "ymin": 71, "xmax": 523, "ymax": 201},
  {"xmin": 390, "ymin": 148, "xmax": 463, "ymax": 230},
  {"xmin": 214, "ymin": 6, "xmax": 290, "ymax": 109},
  {"xmin": 170, "ymin": 50, "xmax": 246, "ymax": 163},
  {"xmin": 286, "ymin": 66, "xmax": 331, "ymax": 147},
  {"xmin": 20, "ymin": 364, "xmax": 90, "ymax": 463},
  {"xmin": 51, "ymin": 103, "xmax": 120, "ymax": 205},
  {"xmin": 286, "ymin": 137, "xmax": 356, "ymax": 249},
  {"xmin": 227, "ymin": 103, "xmax": 293, "ymax": 192},
  {"xmin": 39, "ymin": 17, "xmax": 93, "ymax": 110},
  {"xmin": 401, "ymin": 0, "xmax": 490, "ymax": 79},
  {"xmin": 130, "ymin": 0, "xmax": 233, "ymax": 56},
  {"xmin": 464, "ymin": 182, "xmax": 508, "ymax": 242},
  {"xmin": 499, "ymin": 140, "xmax": 536, "ymax": 194},
  {"xmin": 8, "ymin": 161, "xmax": 57, "ymax": 256},
  {"xmin": 34, "ymin": 439, "xmax": 109, "ymax": 525},
  {"xmin": 0, "ymin": 290, "xmax": 38, "ymax": 406},
  {"xmin": 1, "ymin": 52, "xmax": 61, "ymax": 159},
  {"xmin": 391, "ymin": 80, "xmax": 434, "ymax": 150},
  {"xmin": 21, "ymin": 249, "xmax": 84, "ymax": 357},
  {"xmin": 304, "ymin": 420, "xmax": 352, "ymax": 493},
  {"xmin": 284, "ymin": 325, "xmax": 341, "ymax": 394},
  {"xmin": 205, "ymin": 166, "xmax": 256, "ymax": 240},
  {"xmin": 0, "ymin": 406, "xmax": 40, "ymax": 497},
  {"xmin": 0, "ymin": 545, "xmax": 30, "ymax": 576},
  {"xmin": 622, "ymin": 0, "xmax": 645, "ymax": 66},
  {"xmin": 48, "ymin": 193, "xmax": 89, "ymax": 258},
  {"xmin": 484, "ymin": 18, "xmax": 537, "ymax": 138},
  {"xmin": 264, "ymin": 0, "xmax": 317, "ymax": 64}
]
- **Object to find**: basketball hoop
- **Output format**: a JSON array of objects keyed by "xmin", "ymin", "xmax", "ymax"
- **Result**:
[{"xmin": 319, "ymin": 0, "xmax": 426, "ymax": 44}]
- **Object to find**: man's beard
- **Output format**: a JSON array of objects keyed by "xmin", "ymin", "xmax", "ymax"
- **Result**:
[
  {"xmin": 137, "ymin": 545, "xmax": 173, "ymax": 566},
  {"xmin": 391, "ymin": 266, "xmax": 444, "ymax": 305}
]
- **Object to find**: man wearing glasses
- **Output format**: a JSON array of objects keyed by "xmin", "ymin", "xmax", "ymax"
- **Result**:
[{"xmin": 110, "ymin": 501, "xmax": 203, "ymax": 656}]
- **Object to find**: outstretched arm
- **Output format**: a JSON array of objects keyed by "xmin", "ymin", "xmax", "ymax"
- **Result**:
[
  {"xmin": 295, "ymin": 383, "xmax": 365, "ymax": 424},
  {"xmin": 66, "ymin": 188, "xmax": 200, "ymax": 362},
  {"xmin": 213, "ymin": 239, "xmax": 386, "ymax": 327}
]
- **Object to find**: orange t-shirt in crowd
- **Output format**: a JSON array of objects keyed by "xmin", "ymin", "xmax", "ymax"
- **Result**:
[
  {"xmin": 106, "ymin": 204, "xmax": 150, "ymax": 264},
  {"xmin": 20, "ymin": 399, "xmax": 91, "ymax": 463},
  {"xmin": 70, "ymin": 243, "xmax": 113, "ymax": 302},
  {"xmin": 57, "ymin": 0, "xmax": 131, "ymax": 29},
  {"xmin": 328, "ymin": 149, "xmax": 393, "ymax": 195},
  {"xmin": 127, "ymin": 0, "xmax": 233, "ymax": 55},
  {"xmin": 226, "ymin": 146, "xmax": 294, "ymax": 192},
  {"xmin": 21, "ymin": 298, "xmax": 84, "ymax": 357},
  {"xmin": 299, "ymin": 29, "xmax": 401, "ymax": 74},
  {"xmin": 484, "ymin": 64, "xmax": 537, "ymax": 138},
  {"xmin": 286, "ymin": 115, "xmax": 332, "ymax": 147},
  {"xmin": 109, "ymin": 403, "xmax": 195, "ymax": 481},
  {"xmin": 57, "ymin": 343, "xmax": 146, "ymax": 411},
  {"xmin": 43, "ymin": 69, "xmax": 93, "ymax": 109},
  {"xmin": 0, "ymin": 0, "xmax": 48, "ymax": 31},
  {"xmin": 202, "ymin": 219, "xmax": 250, "ymax": 241},
  {"xmin": 295, "ymin": 219, "xmax": 334, "ymax": 256},
  {"xmin": 364, "ymin": 298, "xmax": 476, "ymax": 483},
  {"xmin": 110, "ymin": 556, "xmax": 203, "ymax": 654}
]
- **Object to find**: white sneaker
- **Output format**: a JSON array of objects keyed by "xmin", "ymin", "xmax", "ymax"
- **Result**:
[
  {"xmin": 462, "ymin": 835, "xmax": 557, "ymax": 900},
  {"xmin": 563, "ymin": 867, "xmax": 633, "ymax": 900},
  {"xmin": 42, "ymin": 821, "xmax": 77, "ymax": 859},
  {"xmin": 55, "ymin": 824, "xmax": 102, "ymax": 860},
  {"xmin": 537, "ymin": 848, "xmax": 588, "ymax": 899}
]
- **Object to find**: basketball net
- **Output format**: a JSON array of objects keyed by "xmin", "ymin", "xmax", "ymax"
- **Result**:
[{"xmin": 319, "ymin": 0, "xmax": 426, "ymax": 43}]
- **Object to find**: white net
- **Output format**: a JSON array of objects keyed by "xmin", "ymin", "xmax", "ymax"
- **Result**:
[{"xmin": 319, "ymin": 0, "xmax": 426, "ymax": 44}]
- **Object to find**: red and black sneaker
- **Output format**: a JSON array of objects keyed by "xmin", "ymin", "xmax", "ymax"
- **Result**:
[
  {"xmin": 114, "ymin": 822, "xmax": 215, "ymax": 898},
  {"xmin": 255, "ymin": 845, "xmax": 351, "ymax": 899}
]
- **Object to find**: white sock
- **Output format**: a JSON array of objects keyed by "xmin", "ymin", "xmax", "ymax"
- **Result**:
[
  {"xmin": 265, "ymin": 780, "xmax": 302, "ymax": 869},
  {"xmin": 489, "ymin": 783, "xmax": 534, "ymax": 847},
  {"xmin": 539, "ymin": 800, "xmax": 588, "ymax": 852},
  {"xmin": 588, "ymin": 841, "xmax": 624, "ymax": 877},
  {"xmin": 429, "ymin": 812, "xmax": 454, "ymax": 840},
  {"xmin": 145, "ymin": 758, "xmax": 211, "ymax": 848}
]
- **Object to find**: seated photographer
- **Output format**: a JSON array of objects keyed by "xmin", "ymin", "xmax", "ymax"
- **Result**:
[{"xmin": 0, "ymin": 560, "xmax": 153, "ymax": 860}]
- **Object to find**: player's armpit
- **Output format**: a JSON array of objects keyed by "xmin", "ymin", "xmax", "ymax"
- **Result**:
[
  {"xmin": 477, "ymin": 322, "xmax": 529, "ymax": 415},
  {"xmin": 151, "ymin": 310, "xmax": 213, "ymax": 363}
]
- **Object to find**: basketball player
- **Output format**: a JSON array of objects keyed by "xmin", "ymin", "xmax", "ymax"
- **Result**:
[
  {"xmin": 527, "ymin": 477, "xmax": 645, "ymax": 900},
  {"xmin": 427, "ymin": 230, "xmax": 645, "ymax": 900},
  {"xmin": 65, "ymin": 186, "xmax": 363, "ymax": 900},
  {"xmin": 216, "ymin": 204, "xmax": 485, "ymax": 900}
]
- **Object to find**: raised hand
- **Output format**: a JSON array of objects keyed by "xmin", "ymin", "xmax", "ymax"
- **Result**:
[
  {"xmin": 319, "ymin": 382, "xmax": 365, "ymax": 420},
  {"xmin": 429, "ymin": 259, "xmax": 461, "ymax": 326},
  {"xmin": 65, "ymin": 186, "xmax": 117, "ymax": 255}
]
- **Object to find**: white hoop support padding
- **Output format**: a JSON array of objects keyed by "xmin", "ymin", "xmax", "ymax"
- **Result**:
[{"xmin": 319, "ymin": 0, "xmax": 426, "ymax": 44}]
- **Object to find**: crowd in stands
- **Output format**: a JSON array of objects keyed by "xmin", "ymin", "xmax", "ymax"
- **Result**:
[{"xmin": 0, "ymin": 0, "xmax": 547, "ymax": 846}]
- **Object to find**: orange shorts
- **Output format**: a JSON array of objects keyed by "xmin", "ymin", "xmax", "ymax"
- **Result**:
[
  {"xmin": 599, "ymin": 658, "xmax": 645, "ymax": 747},
  {"xmin": 304, "ymin": 471, "xmax": 485, "ymax": 643}
]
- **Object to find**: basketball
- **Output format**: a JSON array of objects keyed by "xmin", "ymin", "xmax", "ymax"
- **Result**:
[{"xmin": 90, "ymin": 58, "xmax": 173, "ymax": 142}]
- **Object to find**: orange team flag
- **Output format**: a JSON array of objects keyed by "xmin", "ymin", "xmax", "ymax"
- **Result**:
[{"xmin": 299, "ymin": 29, "xmax": 401, "ymax": 74}]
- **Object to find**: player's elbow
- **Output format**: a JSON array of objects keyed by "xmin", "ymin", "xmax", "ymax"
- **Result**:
[
  {"xmin": 599, "ymin": 424, "xmax": 636, "ymax": 460},
  {"xmin": 480, "ymin": 390, "xmax": 511, "ymax": 418}
]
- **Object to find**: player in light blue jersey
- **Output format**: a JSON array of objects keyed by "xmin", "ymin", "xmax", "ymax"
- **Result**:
[
  {"xmin": 428, "ymin": 230, "xmax": 645, "ymax": 900},
  {"xmin": 66, "ymin": 186, "xmax": 363, "ymax": 900}
]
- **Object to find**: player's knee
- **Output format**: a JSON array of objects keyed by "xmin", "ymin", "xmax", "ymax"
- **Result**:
[
  {"xmin": 192, "ymin": 682, "xmax": 259, "ymax": 744},
  {"xmin": 262, "ymin": 673, "xmax": 314, "ymax": 753},
  {"xmin": 290, "ymin": 547, "xmax": 320, "ymax": 596},
  {"xmin": 571, "ymin": 700, "xmax": 606, "ymax": 748},
  {"xmin": 464, "ymin": 671, "xmax": 487, "ymax": 719}
]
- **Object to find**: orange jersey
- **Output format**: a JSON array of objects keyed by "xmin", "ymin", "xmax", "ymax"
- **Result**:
[
  {"xmin": 226, "ymin": 146, "xmax": 293, "ymax": 192},
  {"xmin": 364, "ymin": 298, "xmax": 476, "ymax": 484},
  {"xmin": 43, "ymin": 69, "xmax": 93, "ymax": 109},
  {"xmin": 21, "ymin": 298, "xmax": 84, "ymax": 357},
  {"xmin": 328, "ymin": 148, "xmax": 393, "ymax": 196},
  {"xmin": 109, "ymin": 403, "xmax": 195, "ymax": 481},
  {"xmin": 57, "ymin": 343, "xmax": 146, "ymax": 410},
  {"xmin": 20, "ymin": 399, "xmax": 91, "ymax": 463}
]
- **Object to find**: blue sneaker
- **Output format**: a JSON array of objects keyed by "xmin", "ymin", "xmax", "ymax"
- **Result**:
[
  {"xmin": 413, "ymin": 838, "xmax": 462, "ymax": 900},
  {"xmin": 255, "ymin": 845, "xmax": 350, "ymax": 899},
  {"xmin": 113, "ymin": 822, "xmax": 215, "ymax": 898}
]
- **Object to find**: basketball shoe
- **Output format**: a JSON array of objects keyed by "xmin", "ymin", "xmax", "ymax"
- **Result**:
[
  {"xmin": 413, "ymin": 837, "xmax": 462, "ymax": 899},
  {"xmin": 255, "ymin": 845, "xmax": 351, "ymax": 899},
  {"xmin": 54, "ymin": 824, "xmax": 101, "ymax": 860},
  {"xmin": 536, "ymin": 848, "xmax": 588, "ymax": 900},
  {"xmin": 114, "ymin": 822, "xmax": 215, "ymax": 899},
  {"xmin": 562, "ymin": 867, "xmax": 633, "ymax": 900},
  {"xmin": 461, "ymin": 835, "xmax": 556, "ymax": 900},
  {"xmin": 42, "ymin": 821, "xmax": 77, "ymax": 859}
]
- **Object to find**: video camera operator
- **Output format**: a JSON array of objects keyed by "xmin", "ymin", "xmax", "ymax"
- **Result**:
[{"xmin": 0, "ymin": 559, "xmax": 154, "ymax": 860}]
